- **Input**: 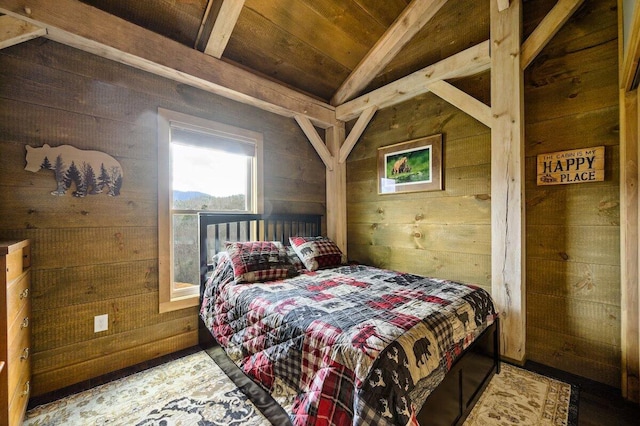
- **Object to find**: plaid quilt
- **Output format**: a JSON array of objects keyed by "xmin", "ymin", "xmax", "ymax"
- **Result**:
[{"xmin": 201, "ymin": 258, "xmax": 497, "ymax": 425}]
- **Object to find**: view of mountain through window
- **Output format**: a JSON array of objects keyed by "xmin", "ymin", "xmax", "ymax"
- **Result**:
[{"xmin": 170, "ymin": 134, "xmax": 254, "ymax": 296}]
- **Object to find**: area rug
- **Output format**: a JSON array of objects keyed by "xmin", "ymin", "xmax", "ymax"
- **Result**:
[
  {"xmin": 464, "ymin": 363, "xmax": 578, "ymax": 426},
  {"xmin": 25, "ymin": 352, "xmax": 577, "ymax": 425},
  {"xmin": 24, "ymin": 351, "xmax": 271, "ymax": 426}
]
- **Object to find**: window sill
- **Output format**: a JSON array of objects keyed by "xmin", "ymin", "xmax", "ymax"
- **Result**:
[{"xmin": 159, "ymin": 294, "xmax": 199, "ymax": 313}]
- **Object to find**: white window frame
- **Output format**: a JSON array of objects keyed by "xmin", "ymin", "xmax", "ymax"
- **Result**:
[{"xmin": 157, "ymin": 108, "xmax": 263, "ymax": 313}]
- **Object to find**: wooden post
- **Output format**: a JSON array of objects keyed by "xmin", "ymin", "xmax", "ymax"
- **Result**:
[
  {"xmin": 619, "ymin": 0, "xmax": 640, "ymax": 403},
  {"xmin": 325, "ymin": 124, "xmax": 348, "ymax": 257},
  {"xmin": 490, "ymin": 0, "xmax": 526, "ymax": 362},
  {"xmin": 621, "ymin": 88, "xmax": 640, "ymax": 402}
]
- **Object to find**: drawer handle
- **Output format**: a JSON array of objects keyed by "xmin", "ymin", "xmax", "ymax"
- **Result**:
[
  {"xmin": 22, "ymin": 380, "xmax": 30, "ymax": 396},
  {"xmin": 21, "ymin": 317, "xmax": 29, "ymax": 329},
  {"xmin": 20, "ymin": 347, "xmax": 29, "ymax": 361},
  {"xmin": 20, "ymin": 288, "xmax": 29, "ymax": 299}
]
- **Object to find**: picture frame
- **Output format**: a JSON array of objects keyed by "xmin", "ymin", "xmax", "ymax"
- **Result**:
[{"xmin": 377, "ymin": 134, "xmax": 443, "ymax": 194}]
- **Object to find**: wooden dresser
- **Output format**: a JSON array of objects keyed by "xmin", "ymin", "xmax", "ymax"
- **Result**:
[{"xmin": 0, "ymin": 240, "xmax": 31, "ymax": 425}]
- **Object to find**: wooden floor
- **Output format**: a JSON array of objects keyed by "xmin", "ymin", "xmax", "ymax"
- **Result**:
[
  {"xmin": 28, "ymin": 349, "xmax": 640, "ymax": 425},
  {"xmin": 526, "ymin": 361, "xmax": 640, "ymax": 426}
]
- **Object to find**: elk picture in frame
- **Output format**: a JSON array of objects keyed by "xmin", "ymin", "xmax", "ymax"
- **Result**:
[{"xmin": 378, "ymin": 134, "xmax": 443, "ymax": 194}]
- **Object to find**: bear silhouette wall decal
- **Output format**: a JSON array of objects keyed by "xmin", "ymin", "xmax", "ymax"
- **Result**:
[{"xmin": 25, "ymin": 144, "xmax": 123, "ymax": 197}]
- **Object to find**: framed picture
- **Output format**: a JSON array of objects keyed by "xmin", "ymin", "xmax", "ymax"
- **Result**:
[{"xmin": 377, "ymin": 134, "xmax": 443, "ymax": 194}]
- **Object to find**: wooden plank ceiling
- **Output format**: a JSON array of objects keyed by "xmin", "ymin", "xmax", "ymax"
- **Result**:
[{"xmin": 77, "ymin": 0, "xmax": 489, "ymax": 105}]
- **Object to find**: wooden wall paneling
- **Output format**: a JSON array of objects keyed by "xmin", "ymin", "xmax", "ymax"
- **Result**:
[
  {"xmin": 33, "ymin": 331, "xmax": 197, "ymax": 396},
  {"xmin": 347, "ymin": 164, "xmax": 491, "ymax": 204},
  {"xmin": 522, "ymin": 0, "xmax": 621, "ymax": 388},
  {"xmin": 490, "ymin": 0, "xmax": 526, "ymax": 362},
  {"xmin": 348, "ymin": 244, "xmax": 492, "ymax": 289},
  {"xmin": 527, "ymin": 325, "xmax": 620, "ymax": 386},
  {"xmin": 32, "ymin": 293, "xmax": 194, "ymax": 352},
  {"xmin": 264, "ymin": 176, "xmax": 327, "ymax": 204},
  {"xmin": 526, "ymin": 184, "xmax": 620, "ymax": 227},
  {"xmin": 347, "ymin": 196, "xmax": 491, "ymax": 225},
  {"xmin": 0, "ymin": 36, "xmax": 327, "ymax": 395},
  {"xmin": 527, "ymin": 224, "xmax": 619, "ymax": 265},
  {"xmin": 525, "ymin": 106, "xmax": 620, "ymax": 156},
  {"xmin": 527, "ymin": 258, "xmax": 620, "ymax": 306},
  {"xmin": 32, "ymin": 316, "xmax": 196, "ymax": 374},
  {"xmin": 347, "ymin": 223, "xmax": 490, "ymax": 254},
  {"xmin": 0, "ymin": 188, "xmax": 157, "ymax": 229},
  {"xmin": 31, "ymin": 260, "xmax": 159, "ymax": 310}
]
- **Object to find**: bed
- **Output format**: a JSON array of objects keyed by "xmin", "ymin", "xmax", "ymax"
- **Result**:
[{"xmin": 198, "ymin": 213, "xmax": 499, "ymax": 426}]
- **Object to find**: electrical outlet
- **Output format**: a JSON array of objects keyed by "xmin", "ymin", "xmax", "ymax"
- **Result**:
[{"xmin": 94, "ymin": 314, "xmax": 108, "ymax": 333}]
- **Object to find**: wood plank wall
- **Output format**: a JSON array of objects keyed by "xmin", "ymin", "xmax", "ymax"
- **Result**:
[
  {"xmin": 524, "ymin": 0, "xmax": 620, "ymax": 387},
  {"xmin": 0, "ymin": 39, "xmax": 325, "ymax": 396},
  {"xmin": 347, "ymin": 0, "xmax": 621, "ymax": 387},
  {"xmin": 346, "ymin": 73, "xmax": 493, "ymax": 292}
]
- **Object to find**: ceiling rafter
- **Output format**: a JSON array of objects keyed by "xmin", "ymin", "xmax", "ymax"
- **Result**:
[
  {"xmin": 520, "ymin": 0, "xmax": 585, "ymax": 70},
  {"xmin": 335, "ymin": 40, "xmax": 490, "ymax": 122},
  {"xmin": 331, "ymin": 0, "xmax": 449, "ymax": 106},
  {"xmin": 0, "ymin": 14, "xmax": 46, "ymax": 50},
  {"xmin": 203, "ymin": 0, "xmax": 245, "ymax": 59}
]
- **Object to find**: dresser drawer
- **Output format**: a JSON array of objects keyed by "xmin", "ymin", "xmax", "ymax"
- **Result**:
[
  {"xmin": 7, "ymin": 306, "xmax": 30, "ymax": 395},
  {"xmin": 8, "ymin": 375, "xmax": 29, "ymax": 426},
  {"xmin": 6, "ymin": 270, "xmax": 30, "ymax": 325}
]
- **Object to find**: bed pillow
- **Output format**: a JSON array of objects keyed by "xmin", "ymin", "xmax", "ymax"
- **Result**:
[
  {"xmin": 285, "ymin": 245, "xmax": 306, "ymax": 272},
  {"xmin": 289, "ymin": 236, "xmax": 343, "ymax": 271},
  {"xmin": 224, "ymin": 241, "xmax": 292, "ymax": 283}
]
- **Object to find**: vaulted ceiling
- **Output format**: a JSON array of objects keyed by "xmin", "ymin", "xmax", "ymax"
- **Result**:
[{"xmin": 78, "ymin": 0, "xmax": 490, "ymax": 104}]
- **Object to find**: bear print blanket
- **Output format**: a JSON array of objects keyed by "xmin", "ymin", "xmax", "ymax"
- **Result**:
[{"xmin": 201, "ymin": 260, "xmax": 497, "ymax": 426}]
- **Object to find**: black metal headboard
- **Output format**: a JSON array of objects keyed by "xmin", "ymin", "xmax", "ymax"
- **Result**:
[{"xmin": 198, "ymin": 213, "xmax": 322, "ymax": 285}]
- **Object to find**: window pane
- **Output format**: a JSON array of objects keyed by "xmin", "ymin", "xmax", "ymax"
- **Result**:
[
  {"xmin": 171, "ymin": 141, "xmax": 250, "ymax": 211},
  {"xmin": 172, "ymin": 213, "xmax": 199, "ymax": 293}
]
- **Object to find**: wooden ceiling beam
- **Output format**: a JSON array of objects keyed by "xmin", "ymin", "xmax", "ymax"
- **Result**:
[
  {"xmin": 0, "ymin": 0, "xmax": 336, "ymax": 128},
  {"xmin": 331, "ymin": 0, "xmax": 449, "ymax": 106},
  {"xmin": 521, "ymin": 0, "xmax": 585, "ymax": 70},
  {"xmin": 203, "ymin": 0, "xmax": 245, "ymax": 59},
  {"xmin": 0, "ymin": 14, "xmax": 46, "ymax": 50},
  {"xmin": 294, "ymin": 115, "xmax": 334, "ymax": 170},
  {"xmin": 339, "ymin": 106, "xmax": 377, "ymax": 163},
  {"xmin": 427, "ymin": 80, "xmax": 492, "ymax": 128},
  {"xmin": 335, "ymin": 40, "xmax": 490, "ymax": 122}
]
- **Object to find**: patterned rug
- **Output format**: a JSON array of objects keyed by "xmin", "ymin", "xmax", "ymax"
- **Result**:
[
  {"xmin": 25, "ymin": 352, "xmax": 577, "ymax": 425},
  {"xmin": 464, "ymin": 363, "xmax": 578, "ymax": 426}
]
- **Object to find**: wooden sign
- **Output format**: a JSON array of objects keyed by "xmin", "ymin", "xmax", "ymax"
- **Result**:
[{"xmin": 537, "ymin": 146, "xmax": 605, "ymax": 186}]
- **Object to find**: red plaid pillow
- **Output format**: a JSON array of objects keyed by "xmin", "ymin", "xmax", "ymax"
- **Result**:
[
  {"xmin": 225, "ymin": 241, "xmax": 291, "ymax": 283},
  {"xmin": 289, "ymin": 236, "xmax": 343, "ymax": 271}
]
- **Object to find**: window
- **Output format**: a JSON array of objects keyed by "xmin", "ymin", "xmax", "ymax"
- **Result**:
[{"xmin": 157, "ymin": 109, "xmax": 263, "ymax": 312}]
